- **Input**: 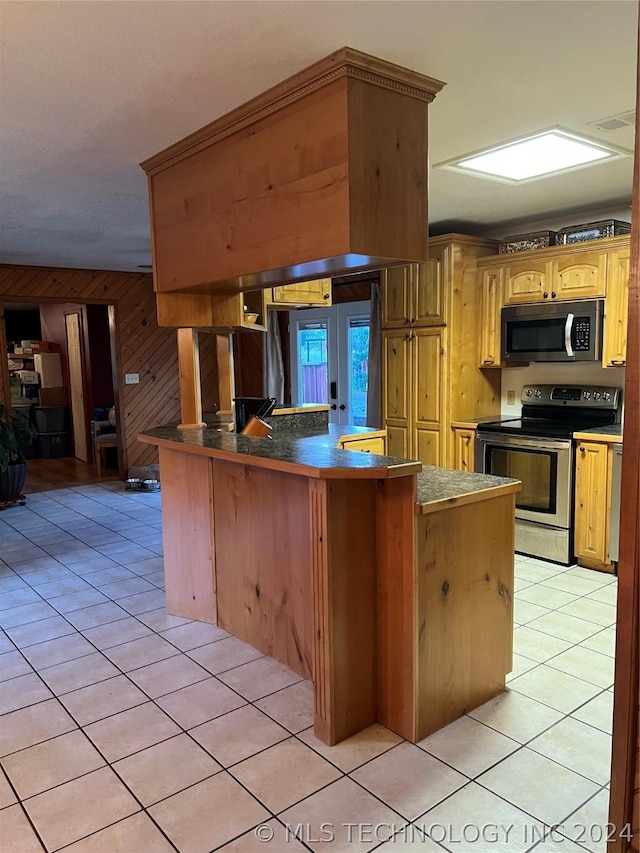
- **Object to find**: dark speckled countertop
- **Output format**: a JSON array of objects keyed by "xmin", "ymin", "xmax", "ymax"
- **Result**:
[
  {"xmin": 139, "ymin": 423, "xmax": 421, "ymax": 480},
  {"xmin": 416, "ymin": 466, "xmax": 520, "ymax": 513},
  {"xmin": 139, "ymin": 423, "xmax": 521, "ymax": 506},
  {"xmin": 573, "ymin": 424, "xmax": 623, "ymax": 441}
]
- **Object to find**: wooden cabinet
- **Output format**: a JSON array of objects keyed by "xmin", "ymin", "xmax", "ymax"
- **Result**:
[
  {"xmin": 504, "ymin": 256, "xmax": 550, "ymax": 304},
  {"xmin": 575, "ymin": 440, "xmax": 614, "ymax": 572},
  {"xmin": 451, "ymin": 426, "xmax": 476, "ymax": 472},
  {"xmin": 269, "ymin": 279, "xmax": 332, "ymax": 307},
  {"xmin": 156, "ymin": 289, "xmax": 268, "ymax": 330},
  {"xmin": 603, "ymin": 246, "xmax": 630, "ymax": 367},
  {"xmin": 479, "ymin": 266, "xmax": 503, "ymax": 367},
  {"xmin": 477, "ymin": 235, "xmax": 630, "ymax": 369},
  {"xmin": 381, "ymin": 260, "xmax": 444, "ymax": 327},
  {"xmin": 382, "ymin": 326, "xmax": 447, "ymax": 464},
  {"xmin": 338, "ymin": 435, "xmax": 386, "ymax": 454},
  {"xmin": 552, "ymin": 249, "xmax": 607, "ymax": 300},
  {"xmin": 382, "ymin": 236, "xmax": 501, "ymax": 467},
  {"xmin": 413, "ymin": 328, "xmax": 447, "ymax": 467},
  {"xmin": 503, "ymin": 245, "xmax": 608, "ymax": 304},
  {"xmin": 382, "ymin": 329, "xmax": 413, "ymax": 459}
]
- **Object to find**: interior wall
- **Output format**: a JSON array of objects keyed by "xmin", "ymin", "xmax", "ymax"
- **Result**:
[
  {"xmin": 500, "ymin": 363, "xmax": 626, "ymax": 418},
  {"xmin": 0, "ymin": 265, "xmax": 190, "ymax": 471}
]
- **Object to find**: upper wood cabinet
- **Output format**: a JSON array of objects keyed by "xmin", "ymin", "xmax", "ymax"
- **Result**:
[
  {"xmin": 381, "ymin": 260, "xmax": 444, "ymax": 328},
  {"xmin": 477, "ymin": 235, "xmax": 631, "ymax": 369},
  {"xmin": 603, "ymin": 247, "xmax": 630, "ymax": 368},
  {"xmin": 156, "ymin": 289, "xmax": 268, "ymax": 330},
  {"xmin": 504, "ymin": 256, "xmax": 550, "ymax": 304},
  {"xmin": 269, "ymin": 279, "xmax": 332, "ymax": 307},
  {"xmin": 479, "ymin": 266, "xmax": 503, "ymax": 368},
  {"xmin": 552, "ymin": 249, "xmax": 607, "ymax": 300}
]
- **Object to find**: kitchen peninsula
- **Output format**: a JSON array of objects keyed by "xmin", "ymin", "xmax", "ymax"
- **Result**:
[{"xmin": 139, "ymin": 423, "xmax": 519, "ymax": 745}]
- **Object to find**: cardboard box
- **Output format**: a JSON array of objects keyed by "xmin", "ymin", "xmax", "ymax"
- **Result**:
[{"xmin": 39, "ymin": 387, "xmax": 66, "ymax": 406}]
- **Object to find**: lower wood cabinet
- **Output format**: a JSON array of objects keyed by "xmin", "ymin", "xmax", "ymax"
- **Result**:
[
  {"xmin": 382, "ymin": 327, "xmax": 447, "ymax": 465},
  {"xmin": 451, "ymin": 426, "xmax": 476, "ymax": 472},
  {"xmin": 338, "ymin": 435, "xmax": 386, "ymax": 454},
  {"xmin": 574, "ymin": 440, "xmax": 615, "ymax": 572}
]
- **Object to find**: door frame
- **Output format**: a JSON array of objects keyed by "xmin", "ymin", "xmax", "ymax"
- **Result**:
[{"xmin": 0, "ymin": 297, "xmax": 124, "ymax": 478}]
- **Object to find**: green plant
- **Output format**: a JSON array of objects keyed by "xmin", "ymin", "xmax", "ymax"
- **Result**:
[{"xmin": 0, "ymin": 405, "xmax": 37, "ymax": 473}]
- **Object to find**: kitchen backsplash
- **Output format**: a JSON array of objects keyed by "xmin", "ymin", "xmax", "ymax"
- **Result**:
[{"xmin": 501, "ymin": 363, "xmax": 625, "ymax": 418}]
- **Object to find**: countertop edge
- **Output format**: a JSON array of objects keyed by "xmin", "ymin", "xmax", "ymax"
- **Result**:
[
  {"xmin": 417, "ymin": 481, "xmax": 521, "ymax": 514},
  {"xmin": 573, "ymin": 431, "xmax": 623, "ymax": 444}
]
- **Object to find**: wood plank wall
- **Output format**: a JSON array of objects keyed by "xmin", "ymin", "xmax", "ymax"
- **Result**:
[{"xmin": 0, "ymin": 264, "xmax": 210, "ymax": 472}]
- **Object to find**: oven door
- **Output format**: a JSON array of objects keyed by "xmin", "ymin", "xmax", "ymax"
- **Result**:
[{"xmin": 475, "ymin": 432, "xmax": 573, "ymax": 529}]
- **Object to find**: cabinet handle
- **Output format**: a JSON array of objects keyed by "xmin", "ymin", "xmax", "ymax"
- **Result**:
[
  {"xmin": 404, "ymin": 317, "xmax": 410, "ymax": 324},
  {"xmin": 410, "ymin": 317, "xmax": 416, "ymax": 324},
  {"xmin": 323, "ymin": 293, "xmax": 330, "ymax": 300},
  {"xmin": 610, "ymin": 359, "xmax": 626, "ymax": 365},
  {"xmin": 551, "ymin": 291, "xmax": 557, "ymax": 299},
  {"xmin": 579, "ymin": 446, "xmax": 585, "ymax": 453},
  {"xmin": 409, "ymin": 332, "xmax": 416, "ymax": 340},
  {"xmin": 482, "ymin": 358, "xmax": 495, "ymax": 364},
  {"xmin": 543, "ymin": 292, "xmax": 549, "ymax": 299}
]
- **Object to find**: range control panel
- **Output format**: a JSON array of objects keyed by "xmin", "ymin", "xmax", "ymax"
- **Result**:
[{"xmin": 522, "ymin": 385, "xmax": 622, "ymax": 409}]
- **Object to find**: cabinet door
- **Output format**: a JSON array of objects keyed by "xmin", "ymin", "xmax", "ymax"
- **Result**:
[
  {"xmin": 271, "ymin": 279, "xmax": 332, "ymax": 306},
  {"xmin": 340, "ymin": 436, "xmax": 386, "ymax": 454},
  {"xmin": 603, "ymin": 248, "xmax": 630, "ymax": 367},
  {"xmin": 414, "ymin": 259, "xmax": 445, "ymax": 326},
  {"xmin": 504, "ymin": 257, "xmax": 550, "ymax": 303},
  {"xmin": 451, "ymin": 428, "xmax": 475, "ymax": 472},
  {"xmin": 479, "ymin": 267, "xmax": 503, "ymax": 366},
  {"xmin": 413, "ymin": 328, "xmax": 447, "ymax": 467},
  {"xmin": 382, "ymin": 330, "xmax": 412, "ymax": 458},
  {"xmin": 552, "ymin": 250, "xmax": 607, "ymax": 300},
  {"xmin": 381, "ymin": 266, "xmax": 413, "ymax": 327},
  {"xmin": 575, "ymin": 441, "xmax": 610, "ymax": 568}
]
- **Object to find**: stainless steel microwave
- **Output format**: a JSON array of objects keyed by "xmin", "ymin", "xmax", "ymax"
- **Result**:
[{"xmin": 501, "ymin": 299, "xmax": 604, "ymax": 363}]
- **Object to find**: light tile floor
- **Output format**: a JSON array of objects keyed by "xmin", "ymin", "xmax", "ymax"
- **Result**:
[{"xmin": 0, "ymin": 484, "xmax": 618, "ymax": 853}]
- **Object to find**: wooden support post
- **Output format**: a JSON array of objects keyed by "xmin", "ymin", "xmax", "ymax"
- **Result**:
[
  {"xmin": 215, "ymin": 333, "xmax": 235, "ymax": 415},
  {"xmin": 176, "ymin": 328, "xmax": 205, "ymax": 429}
]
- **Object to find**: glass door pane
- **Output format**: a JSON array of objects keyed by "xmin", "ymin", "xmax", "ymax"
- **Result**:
[
  {"xmin": 489, "ymin": 446, "xmax": 557, "ymax": 513},
  {"xmin": 297, "ymin": 322, "xmax": 328, "ymax": 405},
  {"xmin": 346, "ymin": 317, "xmax": 370, "ymax": 426}
]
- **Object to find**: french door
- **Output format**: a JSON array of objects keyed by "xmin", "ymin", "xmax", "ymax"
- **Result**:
[{"xmin": 290, "ymin": 301, "xmax": 370, "ymax": 425}]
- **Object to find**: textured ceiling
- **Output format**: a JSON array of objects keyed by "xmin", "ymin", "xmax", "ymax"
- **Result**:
[{"xmin": 0, "ymin": 0, "xmax": 636, "ymax": 272}]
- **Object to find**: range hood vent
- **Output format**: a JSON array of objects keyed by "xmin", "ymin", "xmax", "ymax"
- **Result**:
[{"xmin": 141, "ymin": 48, "xmax": 444, "ymax": 296}]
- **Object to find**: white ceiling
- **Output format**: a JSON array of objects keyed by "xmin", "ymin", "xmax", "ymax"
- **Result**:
[{"xmin": 0, "ymin": 1, "xmax": 636, "ymax": 272}]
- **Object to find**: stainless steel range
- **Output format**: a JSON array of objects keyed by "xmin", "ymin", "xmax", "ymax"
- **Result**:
[{"xmin": 475, "ymin": 385, "xmax": 621, "ymax": 564}]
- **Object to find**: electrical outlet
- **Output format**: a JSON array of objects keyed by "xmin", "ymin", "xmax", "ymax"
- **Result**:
[
  {"xmin": 507, "ymin": 390, "xmax": 516, "ymax": 405},
  {"xmin": 125, "ymin": 373, "xmax": 140, "ymax": 385}
]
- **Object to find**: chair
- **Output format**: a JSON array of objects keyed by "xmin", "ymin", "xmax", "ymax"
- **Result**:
[{"xmin": 95, "ymin": 432, "xmax": 118, "ymax": 476}]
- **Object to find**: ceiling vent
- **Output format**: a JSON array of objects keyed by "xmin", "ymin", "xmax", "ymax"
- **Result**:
[{"xmin": 589, "ymin": 111, "xmax": 636, "ymax": 131}]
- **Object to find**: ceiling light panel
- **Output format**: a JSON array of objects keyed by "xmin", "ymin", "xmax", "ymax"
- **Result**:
[{"xmin": 436, "ymin": 128, "xmax": 630, "ymax": 183}]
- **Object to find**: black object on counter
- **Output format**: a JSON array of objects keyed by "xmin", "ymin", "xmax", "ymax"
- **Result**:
[{"xmin": 233, "ymin": 397, "xmax": 277, "ymax": 432}]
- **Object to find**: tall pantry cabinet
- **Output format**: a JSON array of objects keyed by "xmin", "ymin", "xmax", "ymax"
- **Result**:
[{"xmin": 381, "ymin": 234, "xmax": 502, "ymax": 466}]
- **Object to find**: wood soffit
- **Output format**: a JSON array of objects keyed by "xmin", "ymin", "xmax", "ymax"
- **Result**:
[{"xmin": 140, "ymin": 47, "xmax": 445, "ymax": 175}]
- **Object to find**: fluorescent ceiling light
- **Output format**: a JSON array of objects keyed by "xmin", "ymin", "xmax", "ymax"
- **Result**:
[{"xmin": 436, "ymin": 128, "xmax": 629, "ymax": 183}]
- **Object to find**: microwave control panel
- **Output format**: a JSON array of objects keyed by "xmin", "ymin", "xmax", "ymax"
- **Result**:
[{"xmin": 573, "ymin": 317, "xmax": 591, "ymax": 351}]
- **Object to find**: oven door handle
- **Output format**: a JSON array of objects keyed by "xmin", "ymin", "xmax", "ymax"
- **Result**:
[
  {"xmin": 564, "ymin": 313, "xmax": 575, "ymax": 357},
  {"xmin": 476, "ymin": 433, "xmax": 572, "ymax": 452}
]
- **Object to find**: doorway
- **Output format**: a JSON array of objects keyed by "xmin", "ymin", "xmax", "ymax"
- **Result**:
[
  {"xmin": 2, "ymin": 300, "xmax": 119, "ymax": 491},
  {"xmin": 290, "ymin": 301, "xmax": 370, "ymax": 425}
]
